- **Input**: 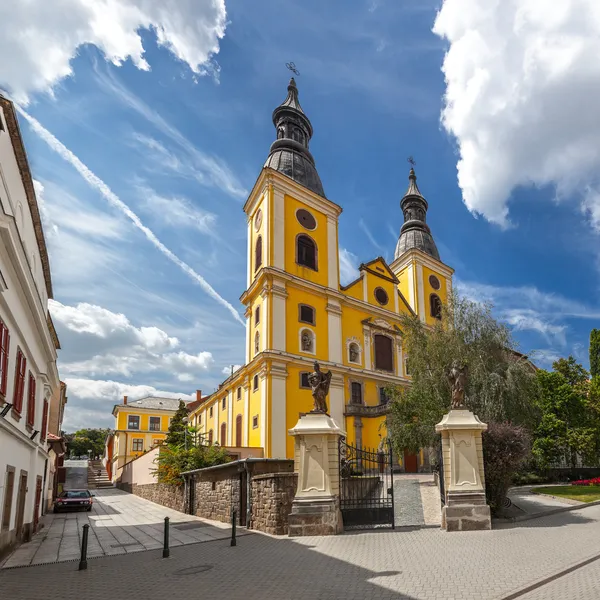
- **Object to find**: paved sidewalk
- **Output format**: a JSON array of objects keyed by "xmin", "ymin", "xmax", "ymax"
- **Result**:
[
  {"xmin": 3, "ymin": 499, "xmax": 600, "ymax": 599},
  {"xmin": 508, "ymin": 486, "xmax": 582, "ymax": 516},
  {"xmin": 0, "ymin": 488, "xmax": 242, "ymax": 568},
  {"xmin": 394, "ymin": 474, "xmax": 441, "ymax": 527}
]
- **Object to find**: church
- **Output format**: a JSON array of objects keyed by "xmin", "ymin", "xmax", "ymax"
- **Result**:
[{"xmin": 188, "ymin": 78, "xmax": 453, "ymax": 471}]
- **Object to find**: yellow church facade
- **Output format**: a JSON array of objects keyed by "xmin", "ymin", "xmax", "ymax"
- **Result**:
[{"xmin": 189, "ymin": 79, "xmax": 453, "ymax": 471}]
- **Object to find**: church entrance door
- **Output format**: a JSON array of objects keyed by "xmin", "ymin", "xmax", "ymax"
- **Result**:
[{"xmin": 403, "ymin": 450, "xmax": 418, "ymax": 473}]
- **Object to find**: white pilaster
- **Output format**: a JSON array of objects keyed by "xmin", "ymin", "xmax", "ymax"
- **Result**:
[
  {"xmin": 245, "ymin": 310, "xmax": 251, "ymax": 364},
  {"xmin": 243, "ymin": 383, "xmax": 250, "ymax": 446},
  {"xmin": 394, "ymin": 286, "xmax": 399, "ymax": 314},
  {"xmin": 396, "ymin": 339, "xmax": 403, "ymax": 377},
  {"xmin": 362, "ymin": 273, "xmax": 368, "ymax": 302},
  {"xmin": 246, "ymin": 219, "xmax": 252, "ymax": 288},
  {"xmin": 270, "ymin": 363, "xmax": 288, "ymax": 458},
  {"xmin": 260, "ymin": 370, "xmax": 267, "ymax": 452},
  {"xmin": 273, "ymin": 187, "xmax": 285, "ymax": 269},
  {"xmin": 407, "ymin": 265, "xmax": 416, "ymax": 312},
  {"xmin": 327, "ymin": 216, "xmax": 339, "ymax": 289},
  {"xmin": 329, "ymin": 373, "xmax": 345, "ymax": 431},
  {"xmin": 363, "ymin": 328, "xmax": 372, "ymax": 370},
  {"xmin": 263, "ymin": 190, "xmax": 270, "ymax": 268},
  {"xmin": 326, "ymin": 300, "xmax": 343, "ymax": 364},
  {"xmin": 417, "ymin": 263, "xmax": 425, "ymax": 322},
  {"xmin": 261, "ymin": 288, "xmax": 270, "ymax": 351},
  {"xmin": 272, "ymin": 283, "xmax": 288, "ymax": 351},
  {"xmin": 227, "ymin": 389, "xmax": 233, "ymax": 446}
]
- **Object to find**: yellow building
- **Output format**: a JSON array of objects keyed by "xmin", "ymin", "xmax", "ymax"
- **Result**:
[
  {"xmin": 108, "ymin": 395, "xmax": 188, "ymax": 481},
  {"xmin": 189, "ymin": 78, "xmax": 453, "ymax": 471}
]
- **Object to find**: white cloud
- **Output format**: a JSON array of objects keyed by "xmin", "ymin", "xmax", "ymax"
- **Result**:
[
  {"xmin": 358, "ymin": 218, "xmax": 386, "ymax": 254},
  {"xmin": 18, "ymin": 106, "xmax": 245, "ymax": 326},
  {"xmin": 339, "ymin": 248, "xmax": 359, "ymax": 286},
  {"xmin": 502, "ymin": 308, "xmax": 567, "ymax": 347},
  {"xmin": 0, "ymin": 0, "xmax": 227, "ymax": 103},
  {"xmin": 434, "ymin": 0, "xmax": 600, "ymax": 229}
]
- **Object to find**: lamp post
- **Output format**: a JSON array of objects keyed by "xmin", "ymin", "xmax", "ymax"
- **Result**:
[{"xmin": 182, "ymin": 416, "xmax": 189, "ymax": 450}]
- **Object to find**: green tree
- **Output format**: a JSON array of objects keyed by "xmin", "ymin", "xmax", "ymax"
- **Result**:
[
  {"xmin": 590, "ymin": 329, "xmax": 600, "ymax": 378},
  {"xmin": 65, "ymin": 428, "xmax": 110, "ymax": 458},
  {"xmin": 533, "ymin": 358, "xmax": 597, "ymax": 468},
  {"xmin": 154, "ymin": 442, "xmax": 230, "ymax": 485},
  {"xmin": 164, "ymin": 400, "xmax": 189, "ymax": 447},
  {"xmin": 386, "ymin": 292, "xmax": 539, "ymax": 456}
]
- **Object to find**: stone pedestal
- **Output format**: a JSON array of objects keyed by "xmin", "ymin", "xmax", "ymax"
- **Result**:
[
  {"xmin": 287, "ymin": 412, "xmax": 344, "ymax": 536},
  {"xmin": 435, "ymin": 409, "xmax": 492, "ymax": 532}
]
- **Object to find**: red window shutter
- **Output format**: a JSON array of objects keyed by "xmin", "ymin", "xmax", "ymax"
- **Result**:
[
  {"xmin": 0, "ymin": 323, "xmax": 9, "ymax": 397},
  {"xmin": 41, "ymin": 399, "xmax": 48, "ymax": 441},
  {"xmin": 27, "ymin": 373, "xmax": 36, "ymax": 427},
  {"xmin": 13, "ymin": 350, "xmax": 26, "ymax": 413}
]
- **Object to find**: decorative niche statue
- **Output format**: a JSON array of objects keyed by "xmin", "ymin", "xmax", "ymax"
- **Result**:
[
  {"xmin": 301, "ymin": 330, "xmax": 313, "ymax": 353},
  {"xmin": 446, "ymin": 361, "xmax": 468, "ymax": 409},
  {"xmin": 307, "ymin": 361, "xmax": 332, "ymax": 413},
  {"xmin": 349, "ymin": 343, "xmax": 359, "ymax": 363}
]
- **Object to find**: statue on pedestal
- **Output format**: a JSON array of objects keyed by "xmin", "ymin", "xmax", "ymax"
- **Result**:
[
  {"xmin": 307, "ymin": 361, "xmax": 332, "ymax": 413},
  {"xmin": 447, "ymin": 361, "xmax": 468, "ymax": 409}
]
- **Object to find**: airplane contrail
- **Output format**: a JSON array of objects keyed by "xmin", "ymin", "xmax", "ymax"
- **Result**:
[{"xmin": 16, "ymin": 105, "xmax": 245, "ymax": 327}]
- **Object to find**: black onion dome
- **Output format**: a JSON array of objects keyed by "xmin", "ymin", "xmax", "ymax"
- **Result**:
[
  {"xmin": 264, "ymin": 78, "xmax": 325, "ymax": 198},
  {"xmin": 394, "ymin": 168, "xmax": 440, "ymax": 261}
]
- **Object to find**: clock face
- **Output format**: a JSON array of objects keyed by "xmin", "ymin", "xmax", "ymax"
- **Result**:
[
  {"xmin": 254, "ymin": 209, "xmax": 263, "ymax": 231},
  {"xmin": 429, "ymin": 275, "xmax": 441, "ymax": 290},
  {"xmin": 296, "ymin": 208, "xmax": 317, "ymax": 230}
]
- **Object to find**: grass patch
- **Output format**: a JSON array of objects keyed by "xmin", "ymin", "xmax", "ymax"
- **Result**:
[{"xmin": 532, "ymin": 485, "xmax": 600, "ymax": 503}]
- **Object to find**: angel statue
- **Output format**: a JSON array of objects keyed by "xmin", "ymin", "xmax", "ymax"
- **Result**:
[
  {"xmin": 307, "ymin": 361, "xmax": 332, "ymax": 413},
  {"xmin": 446, "ymin": 361, "xmax": 468, "ymax": 409}
]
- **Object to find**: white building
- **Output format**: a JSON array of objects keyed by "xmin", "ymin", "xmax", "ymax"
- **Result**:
[{"xmin": 0, "ymin": 95, "xmax": 60, "ymax": 556}]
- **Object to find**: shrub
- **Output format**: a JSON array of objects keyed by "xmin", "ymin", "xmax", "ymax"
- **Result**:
[
  {"xmin": 482, "ymin": 422, "xmax": 531, "ymax": 514},
  {"xmin": 154, "ymin": 444, "xmax": 230, "ymax": 486}
]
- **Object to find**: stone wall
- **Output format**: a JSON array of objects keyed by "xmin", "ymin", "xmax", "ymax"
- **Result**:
[
  {"xmin": 250, "ymin": 473, "xmax": 298, "ymax": 535},
  {"xmin": 194, "ymin": 467, "xmax": 241, "ymax": 524},
  {"xmin": 129, "ymin": 483, "xmax": 185, "ymax": 513}
]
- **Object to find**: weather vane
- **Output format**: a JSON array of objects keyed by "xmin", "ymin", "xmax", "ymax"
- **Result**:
[
  {"xmin": 286, "ymin": 62, "xmax": 300, "ymax": 76},
  {"xmin": 407, "ymin": 156, "xmax": 416, "ymax": 168}
]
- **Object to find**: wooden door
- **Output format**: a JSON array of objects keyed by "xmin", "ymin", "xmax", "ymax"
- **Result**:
[
  {"xmin": 15, "ymin": 472, "xmax": 28, "ymax": 539},
  {"xmin": 403, "ymin": 450, "xmax": 418, "ymax": 473},
  {"xmin": 33, "ymin": 476, "xmax": 42, "ymax": 531}
]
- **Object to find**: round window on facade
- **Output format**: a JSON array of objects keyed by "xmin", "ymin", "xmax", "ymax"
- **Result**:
[
  {"xmin": 374, "ymin": 287, "xmax": 389, "ymax": 306},
  {"xmin": 296, "ymin": 208, "xmax": 317, "ymax": 230},
  {"xmin": 254, "ymin": 209, "xmax": 263, "ymax": 231},
  {"xmin": 429, "ymin": 275, "xmax": 441, "ymax": 290}
]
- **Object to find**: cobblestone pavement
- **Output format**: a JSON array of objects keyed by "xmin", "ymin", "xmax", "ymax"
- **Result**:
[
  {"xmin": 0, "ymin": 488, "xmax": 243, "ymax": 569},
  {"xmin": 393, "ymin": 475, "xmax": 441, "ymax": 527},
  {"xmin": 3, "ymin": 500, "xmax": 600, "ymax": 599}
]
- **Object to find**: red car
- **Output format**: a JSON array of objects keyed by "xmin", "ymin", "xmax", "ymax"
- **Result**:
[{"xmin": 53, "ymin": 490, "xmax": 94, "ymax": 513}]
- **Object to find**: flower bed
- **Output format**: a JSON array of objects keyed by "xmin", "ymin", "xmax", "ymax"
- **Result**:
[{"xmin": 571, "ymin": 477, "xmax": 600, "ymax": 486}]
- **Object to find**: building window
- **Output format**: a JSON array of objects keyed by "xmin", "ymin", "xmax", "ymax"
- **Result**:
[
  {"xmin": 374, "ymin": 334, "xmax": 394, "ymax": 372},
  {"xmin": 198, "ymin": 413, "xmax": 202, "ymax": 425},
  {"xmin": 2, "ymin": 466, "xmax": 15, "ymax": 531},
  {"xmin": 237, "ymin": 387, "xmax": 242, "ymax": 400},
  {"xmin": 149, "ymin": 417, "xmax": 161, "ymax": 431},
  {"xmin": 348, "ymin": 342, "xmax": 360, "ymax": 364},
  {"xmin": 430, "ymin": 294, "xmax": 442, "ymax": 320},
  {"xmin": 298, "ymin": 304, "xmax": 315, "ymax": 325},
  {"xmin": 41, "ymin": 399, "xmax": 48, "ymax": 441},
  {"xmin": 255, "ymin": 236, "xmax": 263, "ymax": 271},
  {"xmin": 255, "ymin": 305, "xmax": 260, "ymax": 325},
  {"xmin": 236, "ymin": 415, "xmax": 242, "ymax": 447},
  {"xmin": 26, "ymin": 373, "xmax": 36, "ymax": 427},
  {"xmin": 0, "ymin": 320, "xmax": 10, "ymax": 398},
  {"xmin": 351, "ymin": 382, "xmax": 363, "ymax": 405},
  {"xmin": 299, "ymin": 328, "xmax": 315, "ymax": 354},
  {"xmin": 12, "ymin": 349, "xmax": 26, "ymax": 414},
  {"xmin": 296, "ymin": 234, "xmax": 317, "ymax": 270},
  {"xmin": 252, "ymin": 415, "xmax": 259, "ymax": 429},
  {"xmin": 209, "ymin": 406, "xmax": 213, "ymax": 418},
  {"xmin": 379, "ymin": 387, "xmax": 390, "ymax": 405},
  {"xmin": 222, "ymin": 397, "xmax": 226, "ymax": 410},
  {"xmin": 374, "ymin": 287, "xmax": 389, "ymax": 306},
  {"xmin": 128, "ymin": 415, "xmax": 140, "ymax": 430},
  {"xmin": 253, "ymin": 375, "xmax": 259, "ymax": 391},
  {"xmin": 220, "ymin": 422, "xmax": 227, "ymax": 446},
  {"xmin": 300, "ymin": 372, "xmax": 311, "ymax": 389},
  {"xmin": 132, "ymin": 439, "xmax": 143, "ymax": 452},
  {"xmin": 254, "ymin": 331, "xmax": 260, "ymax": 354},
  {"xmin": 208, "ymin": 429, "xmax": 213, "ymax": 444}
]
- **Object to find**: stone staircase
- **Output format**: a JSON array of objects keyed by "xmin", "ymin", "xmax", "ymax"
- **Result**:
[{"xmin": 88, "ymin": 460, "xmax": 113, "ymax": 489}]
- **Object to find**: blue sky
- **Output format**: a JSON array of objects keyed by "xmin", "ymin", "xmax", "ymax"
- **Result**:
[{"xmin": 2, "ymin": 0, "xmax": 599, "ymax": 430}]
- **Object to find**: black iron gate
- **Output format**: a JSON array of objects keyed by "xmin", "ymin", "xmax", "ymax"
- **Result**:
[{"xmin": 339, "ymin": 437, "xmax": 395, "ymax": 529}]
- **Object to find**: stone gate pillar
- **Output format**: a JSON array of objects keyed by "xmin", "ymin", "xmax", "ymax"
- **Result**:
[
  {"xmin": 287, "ymin": 412, "xmax": 345, "ymax": 536},
  {"xmin": 435, "ymin": 409, "xmax": 492, "ymax": 532}
]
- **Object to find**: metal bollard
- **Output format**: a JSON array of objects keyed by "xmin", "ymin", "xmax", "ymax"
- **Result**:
[
  {"xmin": 163, "ymin": 516, "xmax": 170, "ymax": 558},
  {"xmin": 79, "ymin": 524, "xmax": 89, "ymax": 571},
  {"xmin": 230, "ymin": 510, "xmax": 237, "ymax": 547}
]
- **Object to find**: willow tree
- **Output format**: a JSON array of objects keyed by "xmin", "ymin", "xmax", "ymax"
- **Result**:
[{"xmin": 387, "ymin": 292, "xmax": 539, "ymax": 457}]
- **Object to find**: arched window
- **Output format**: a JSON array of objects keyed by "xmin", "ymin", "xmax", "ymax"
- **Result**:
[
  {"xmin": 255, "ymin": 236, "xmax": 263, "ymax": 271},
  {"xmin": 348, "ymin": 342, "xmax": 360, "ymax": 364},
  {"xmin": 236, "ymin": 414, "xmax": 242, "ymax": 447},
  {"xmin": 208, "ymin": 429, "xmax": 213, "ymax": 444},
  {"xmin": 254, "ymin": 331, "xmax": 260, "ymax": 354},
  {"xmin": 296, "ymin": 235, "xmax": 317, "ymax": 270},
  {"xmin": 430, "ymin": 294, "xmax": 442, "ymax": 320},
  {"xmin": 374, "ymin": 334, "xmax": 394, "ymax": 372},
  {"xmin": 292, "ymin": 127, "xmax": 303, "ymax": 144},
  {"xmin": 220, "ymin": 422, "xmax": 227, "ymax": 446}
]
